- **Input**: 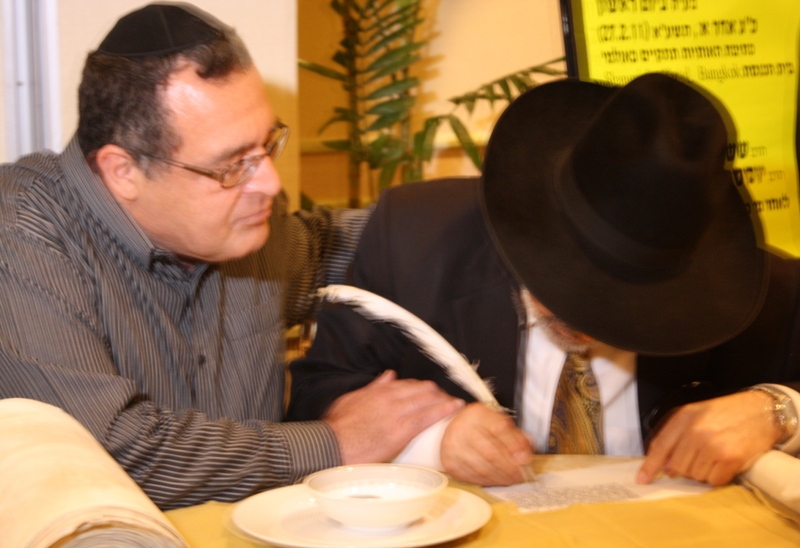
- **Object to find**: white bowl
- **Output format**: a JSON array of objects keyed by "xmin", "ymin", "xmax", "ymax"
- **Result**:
[{"xmin": 303, "ymin": 464, "xmax": 448, "ymax": 530}]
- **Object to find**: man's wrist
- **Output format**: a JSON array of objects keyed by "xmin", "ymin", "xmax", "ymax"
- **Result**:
[{"xmin": 746, "ymin": 385, "xmax": 799, "ymax": 445}]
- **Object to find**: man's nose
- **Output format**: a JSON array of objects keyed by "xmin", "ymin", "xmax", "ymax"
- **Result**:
[{"xmin": 243, "ymin": 156, "xmax": 281, "ymax": 196}]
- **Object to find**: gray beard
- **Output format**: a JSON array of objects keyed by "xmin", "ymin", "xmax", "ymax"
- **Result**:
[
  {"xmin": 520, "ymin": 287, "xmax": 595, "ymax": 354},
  {"xmin": 533, "ymin": 313, "xmax": 595, "ymax": 354},
  {"xmin": 536, "ymin": 318, "xmax": 594, "ymax": 354}
]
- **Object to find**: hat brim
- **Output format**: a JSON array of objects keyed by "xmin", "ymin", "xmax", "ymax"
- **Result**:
[{"xmin": 482, "ymin": 79, "xmax": 767, "ymax": 356}]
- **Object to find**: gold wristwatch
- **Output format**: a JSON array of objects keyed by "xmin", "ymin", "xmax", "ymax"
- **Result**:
[{"xmin": 748, "ymin": 385, "xmax": 799, "ymax": 445}]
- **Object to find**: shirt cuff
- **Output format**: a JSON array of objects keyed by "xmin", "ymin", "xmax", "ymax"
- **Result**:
[
  {"xmin": 392, "ymin": 417, "xmax": 453, "ymax": 471},
  {"xmin": 755, "ymin": 383, "xmax": 800, "ymax": 455},
  {"xmin": 281, "ymin": 420, "xmax": 341, "ymax": 482}
]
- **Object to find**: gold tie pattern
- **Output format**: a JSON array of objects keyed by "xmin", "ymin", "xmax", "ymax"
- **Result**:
[{"xmin": 547, "ymin": 352, "xmax": 604, "ymax": 454}]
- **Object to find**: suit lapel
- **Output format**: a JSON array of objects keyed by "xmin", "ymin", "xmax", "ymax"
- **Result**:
[{"xmin": 449, "ymin": 239, "xmax": 521, "ymax": 410}]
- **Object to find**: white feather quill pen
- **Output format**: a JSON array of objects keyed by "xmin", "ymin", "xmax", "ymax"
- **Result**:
[{"xmin": 318, "ymin": 284, "xmax": 502, "ymax": 411}]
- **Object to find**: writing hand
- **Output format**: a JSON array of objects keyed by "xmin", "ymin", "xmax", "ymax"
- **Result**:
[{"xmin": 440, "ymin": 402, "xmax": 533, "ymax": 486}]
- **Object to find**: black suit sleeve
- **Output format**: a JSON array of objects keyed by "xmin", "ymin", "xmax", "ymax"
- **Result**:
[
  {"xmin": 638, "ymin": 253, "xmax": 800, "ymax": 443},
  {"xmin": 286, "ymin": 177, "xmax": 512, "ymax": 421},
  {"xmin": 705, "ymin": 253, "xmax": 800, "ymax": 393},
  {"xmin": 286, "ymin": 187, "xmax": 406, "ymax": 420}
]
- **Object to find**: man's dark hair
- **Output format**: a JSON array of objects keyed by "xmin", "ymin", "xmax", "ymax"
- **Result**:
[{"xmin": 77, "ymin": 33, "xmax": 252, "ymax": 168}]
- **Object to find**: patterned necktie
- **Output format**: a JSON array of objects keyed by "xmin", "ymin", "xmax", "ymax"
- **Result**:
[{"xmin": 547, "ymin": 351, "xmax": 604, "ymax": 454}]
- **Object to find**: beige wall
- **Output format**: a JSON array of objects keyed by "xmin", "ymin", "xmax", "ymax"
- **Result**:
[
  {"xmin": 0, "ymin": 5, "xmax": 5, "ymax": 163},
  {"xmin": 298, "ymin": 0, "xmax": 566, "ymax": 207}
]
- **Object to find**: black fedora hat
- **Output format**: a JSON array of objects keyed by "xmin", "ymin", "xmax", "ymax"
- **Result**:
[{"xmin": 482, "ymin": 73, "xmax": 767, "ymax": 356}]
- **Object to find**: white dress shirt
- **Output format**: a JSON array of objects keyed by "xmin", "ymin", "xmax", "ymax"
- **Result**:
[
  {"xmin": 394, "ymin": 321, "xmax": 642, "ymax": 468},
  {"xmin": 520, "ymin": 321, "xmax": 642, "ymax": 456},
  {"xmin": 395, "ymin": 320, "xmax": 800, "ymax": 469}
]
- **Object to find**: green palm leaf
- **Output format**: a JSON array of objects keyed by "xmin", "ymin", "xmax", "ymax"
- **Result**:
[{"xmin": 447, "ymin": 115, "xmax": 481, "ymax": 169}]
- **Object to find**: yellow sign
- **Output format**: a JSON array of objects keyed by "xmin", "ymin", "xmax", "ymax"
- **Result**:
[{"xmin": 566, "ymin": 0, "xmax": 800, "ymax": 257}]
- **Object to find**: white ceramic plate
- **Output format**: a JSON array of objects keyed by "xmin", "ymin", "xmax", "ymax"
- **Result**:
[{"xmin": 231, "ymin": 485, "xmax": 492, "ymax": 548}]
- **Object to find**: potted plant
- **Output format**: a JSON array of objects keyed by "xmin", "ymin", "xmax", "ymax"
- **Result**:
[{"xmin": 300, "ymin": 0, "xmax": 565, "ymax": 206}]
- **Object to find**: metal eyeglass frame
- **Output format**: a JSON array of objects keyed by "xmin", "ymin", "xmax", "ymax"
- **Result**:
[{"xmin": 146, "ymin": 119, "xmax": 289, "ymax": 189}]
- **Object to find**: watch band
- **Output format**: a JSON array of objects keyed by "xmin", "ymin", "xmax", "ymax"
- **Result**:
[{"xmin": 748, "ymin": 385, "xmax": 799, "ymax": 445}]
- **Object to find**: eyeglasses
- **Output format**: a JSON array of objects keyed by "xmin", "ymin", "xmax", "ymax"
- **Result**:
[{"xmin": 146, "ymin": 119, "xmax": 289, "ymax": 189}]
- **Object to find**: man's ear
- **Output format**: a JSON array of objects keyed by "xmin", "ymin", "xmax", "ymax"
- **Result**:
[{"xmin": 93, "ymin": 144, "xmax": 142, "ymax": 203}]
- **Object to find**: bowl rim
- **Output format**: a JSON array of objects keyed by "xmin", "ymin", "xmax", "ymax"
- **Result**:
[{"xmin": 303, "ymin": 463, "xmax": 448, "ymax": 499}]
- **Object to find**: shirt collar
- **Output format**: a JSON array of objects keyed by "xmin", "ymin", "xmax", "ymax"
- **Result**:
[{"xmin": 519, "ymin": 287, "xmax": 538, "ymax": 328}]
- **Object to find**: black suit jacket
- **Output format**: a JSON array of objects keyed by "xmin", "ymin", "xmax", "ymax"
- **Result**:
[{"xmin": 288, "ymin": 178, "xmax": 800, "ymax": 443}]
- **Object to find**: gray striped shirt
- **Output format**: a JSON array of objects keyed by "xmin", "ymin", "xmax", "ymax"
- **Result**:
[{"xmin": 0, "ymin": 137, "xmax": 368, "ymax": 509}]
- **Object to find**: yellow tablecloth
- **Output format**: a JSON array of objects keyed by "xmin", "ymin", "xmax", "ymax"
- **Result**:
[{"xmin": 165, "ymin": 483, "xmax": 800, "ymax": 547}]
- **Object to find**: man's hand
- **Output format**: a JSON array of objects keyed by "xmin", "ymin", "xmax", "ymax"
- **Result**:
[
  {"xmin": 440, "ymin": 402, "xmax": 533, "ymax": 486},
  {"xmin": 637, "ymin": 391, "xmax": 783, "ymax": 486},
  {"xmin": 323, "ymin": 370, "xmax": 464, "ymax": 464}
]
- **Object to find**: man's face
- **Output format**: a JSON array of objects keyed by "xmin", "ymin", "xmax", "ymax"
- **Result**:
[{"xmin": 127, "ymin": 64, "xmax": 280, "ymax": 264}]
